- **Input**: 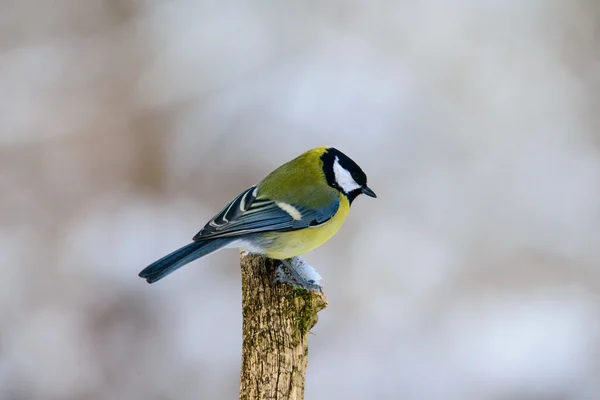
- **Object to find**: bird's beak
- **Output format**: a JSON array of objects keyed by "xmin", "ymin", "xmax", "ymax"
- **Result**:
[{"xmin": 361, "ymin": 186, "xmax": 377, "ymax": 198}]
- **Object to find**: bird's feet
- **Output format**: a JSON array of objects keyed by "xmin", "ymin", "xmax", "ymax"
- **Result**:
[{"xmin": 273, "ymin": 257, "xmax": 323, "ymax": 292}]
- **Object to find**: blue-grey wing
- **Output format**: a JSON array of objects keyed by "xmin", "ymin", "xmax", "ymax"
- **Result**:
[{"xmin": 193, "ymin": 185, "xmax": 340, "ymax": 241}]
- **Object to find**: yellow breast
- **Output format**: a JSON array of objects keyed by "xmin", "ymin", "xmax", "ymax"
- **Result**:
[{"xmin": 262, "ymin": 195, "xmax": 350, "ymax": 259}]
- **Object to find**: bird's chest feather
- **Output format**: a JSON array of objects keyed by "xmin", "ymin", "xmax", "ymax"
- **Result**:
[{"xmin": 262, "ymin": 196, "xmax": 350, "ymax": 259}]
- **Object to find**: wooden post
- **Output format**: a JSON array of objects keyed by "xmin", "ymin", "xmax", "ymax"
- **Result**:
[{"xmin": 239, "ymin": 253, "xmax": 328, "ymax": 400}]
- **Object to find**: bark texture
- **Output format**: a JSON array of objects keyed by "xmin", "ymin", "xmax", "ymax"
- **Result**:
[{"xmin": 239, "ymin": 254, "xmax": 328, "ymax": 400}]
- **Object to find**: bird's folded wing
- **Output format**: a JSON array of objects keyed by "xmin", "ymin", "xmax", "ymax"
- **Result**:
[{"xmin": 193, "ymin": 185, "xmax": 340, "ymax": 240}]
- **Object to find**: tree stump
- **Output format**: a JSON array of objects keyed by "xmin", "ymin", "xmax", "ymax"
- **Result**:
[{"xmin": 239, "ymin": 253, "xmax": 328, "ymax": 400}]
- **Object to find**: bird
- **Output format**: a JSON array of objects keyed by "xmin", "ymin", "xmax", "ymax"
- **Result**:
[{"xmin": 138, "ymin": 146, "xmax": 376, "ymax": 284}]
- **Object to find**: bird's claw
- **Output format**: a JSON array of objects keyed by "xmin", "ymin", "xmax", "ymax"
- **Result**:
[{"xmin": 272, "ymin": 258, "xmax": 323, "ymax": 292}]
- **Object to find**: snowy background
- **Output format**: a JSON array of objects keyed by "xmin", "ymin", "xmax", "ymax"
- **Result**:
[{"xmin": 1, "ymin": 1, "xmax": 599, "ymax": 399}]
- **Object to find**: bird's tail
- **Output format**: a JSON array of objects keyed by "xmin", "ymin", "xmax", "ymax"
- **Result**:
[{"xmin": 139, "ymin": 238, "xmax": 233, "ymax": 283}]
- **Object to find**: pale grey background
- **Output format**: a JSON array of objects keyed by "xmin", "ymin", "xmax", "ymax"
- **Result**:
[{"xmin": 1, "ymin": 1, "xmax": 599, "ymax": 399}]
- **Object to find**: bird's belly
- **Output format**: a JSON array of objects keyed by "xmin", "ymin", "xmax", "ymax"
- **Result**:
[{"xmin": 261, "ymin": 197, "xmax": 349, "ymax": 259}]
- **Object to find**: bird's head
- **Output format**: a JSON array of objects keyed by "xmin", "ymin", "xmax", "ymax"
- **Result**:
[{"xmin": 321, "ymin": 147, "xmax": 376, "ymax": 204}]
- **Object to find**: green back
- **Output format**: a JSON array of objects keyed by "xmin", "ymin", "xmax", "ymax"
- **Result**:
[{"xmin": 257, "ymin": 148, "xmax": 338, "ymax": 209}]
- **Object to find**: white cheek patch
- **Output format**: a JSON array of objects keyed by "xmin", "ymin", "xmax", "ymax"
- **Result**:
[{"xmin": 333, "ymin": 156, "xmax": 361, "ymax": 193}]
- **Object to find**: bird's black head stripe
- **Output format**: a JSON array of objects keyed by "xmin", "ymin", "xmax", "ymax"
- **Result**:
[{"xmin": 320, "ymin": 149, "xmax": 340, "ymax": 190}]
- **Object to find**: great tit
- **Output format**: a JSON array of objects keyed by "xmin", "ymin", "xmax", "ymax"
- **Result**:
[{"xmin": 139, "ymin": 146, "xmax": 376, "ymax": 284}]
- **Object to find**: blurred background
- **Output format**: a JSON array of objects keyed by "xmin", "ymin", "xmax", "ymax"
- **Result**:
[{"xmin": 1, "ymin": 0, "xmax": 600, "ymax": 399}]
